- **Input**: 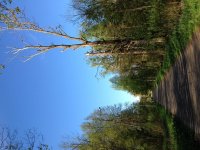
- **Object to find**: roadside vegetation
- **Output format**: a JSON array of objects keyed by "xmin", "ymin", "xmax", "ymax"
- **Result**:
[
  {"xmin": 156, "ymin": 0, "xmax": 200, "ymax": 83},
  {"xmin": 64, "ymin": 98, "xmax": 200, "ymax": 150}
]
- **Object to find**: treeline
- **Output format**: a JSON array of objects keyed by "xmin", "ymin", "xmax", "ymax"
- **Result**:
[
  {"xmin": 73, "ymin": 0, "xmax": 183, "ymax": 95},
  {"xmin": 0, "ymin": 0, "xmax": 183, "ymax": 88},
  {"xmin": 64, "ymin": 99, "xmax": 200, "ymax": 150},
  {"xmin": 63, "ymin": 100, "xmax": 177, "ymax": 150},
  {"xmin": 63, "ymin": 101, "xmax": 163, "ymax": 149},
  {"xmin": 62, "ymin": 1, "xmax": 200, "ymax": 149}
]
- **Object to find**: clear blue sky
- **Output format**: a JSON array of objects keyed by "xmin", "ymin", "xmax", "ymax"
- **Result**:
[{"xmin": 0, "ymin": 0, "xmax": 139, "ymax": 149}]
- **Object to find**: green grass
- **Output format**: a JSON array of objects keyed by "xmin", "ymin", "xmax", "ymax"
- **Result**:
[
  {"xmin": 152, "ymin": 1, "xmax": 200, "ymax": 148},
  {"xmin": 157, "ymin": 105, "xmax": 178, "ymax": 150},
  {"xmin": 155, "ymin": 0, "xmax": 200, "ymax": 84},
  {"xmin": 157, "ymin": 103, "xmax": 200, "ymax": 150}
]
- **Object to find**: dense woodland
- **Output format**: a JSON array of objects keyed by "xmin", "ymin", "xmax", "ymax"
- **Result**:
[
  {"xmin": 1, "ymin": 0, "xmax": 200, "ymax": 149},
  {"xmin": 63, "ymin": 101, "xmax": 170, "ymax": 150},
  {"xmin": 63, "ymin": 102, "xmax": 164, "ymax": 150},
  {"xmin": 0, "ymin": 0, "xmax": 182, "ymax": 91},
  {"xmin": 72, "ymin": 0, "xmax": 183, "ymax": 95},
  {"xmin": 63, "ymin": 99, "xmax": 200, "ymax": 150},
  {"xmin": 67, "ymin": 0, "xmax": 200, "ymax": 149}
]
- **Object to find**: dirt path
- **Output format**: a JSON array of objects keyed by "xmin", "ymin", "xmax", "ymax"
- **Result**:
[{"xmin": 153, "ymin": 29, "xmax": 200, "ymax": 139}]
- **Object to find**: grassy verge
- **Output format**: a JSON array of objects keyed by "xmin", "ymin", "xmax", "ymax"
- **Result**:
[
  {"xmin": 157, "ymin": 105, "xmax": 178, "ymax": 150},
  {"xmin": 155, "ymin": 0, "xmax": 200, "ymax": 84},
  {"xmin": 156, "ymin": 103, "xmax": 200, "ymax": 150}
]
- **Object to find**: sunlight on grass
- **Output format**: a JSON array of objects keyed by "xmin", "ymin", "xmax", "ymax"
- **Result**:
[{"xmin": 155, "ymin": 0, "xmax": 200, "ymax": 84}]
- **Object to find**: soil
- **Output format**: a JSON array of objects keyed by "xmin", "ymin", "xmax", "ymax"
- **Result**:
[{"xmin": 153, "ymin": 29, "xmax": 200, "ymax": 139}]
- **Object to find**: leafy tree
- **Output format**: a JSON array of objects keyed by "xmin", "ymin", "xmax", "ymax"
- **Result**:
[
  {"xmin": 75, "ymin": 0, "xmax": 182, "ymax": 95},
  {"xmin": 0, "ymin": 0, "xmax": 171, "ymax": 61},
  {"xmin": 74, "ymin": 0, "xmax": 182, "ymax": 40},
  {"xmin": 110, "ymin": 74, "xmax": 154, "ymax": 96},
  {"xmin": 0, "ymin": 0, "xmax": 182, "ymax": 94},
  {"xmin": 63, "ymin": 102, "xmax": 168, "ymax": 150}
]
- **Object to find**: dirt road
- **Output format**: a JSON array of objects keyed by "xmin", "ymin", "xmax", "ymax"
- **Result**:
[{"xmin": 153, "ymin": 30, "xmax": 200, "ymax": 138}]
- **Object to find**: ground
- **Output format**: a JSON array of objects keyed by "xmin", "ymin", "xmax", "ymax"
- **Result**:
[{"xmin": 153, "ymin": 28, "xmax": 200, "ymax": 139}]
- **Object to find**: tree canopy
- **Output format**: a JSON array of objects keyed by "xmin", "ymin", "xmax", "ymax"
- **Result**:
[
  {"xmin": 2, "ymin": 1, "xmax": 200, "ymax": 149},
  {"xmin": 62, "ymin": 101, "xmax": 178, "ymax": 150},
  {"xmin": 0, "ymin": 0, "xmax": 183, "ymax": 94}
]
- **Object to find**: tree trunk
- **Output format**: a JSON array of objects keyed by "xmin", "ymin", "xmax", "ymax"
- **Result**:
[{"xmin": 86, "ymin": 50, "xmax": 165, "ymax": 57}]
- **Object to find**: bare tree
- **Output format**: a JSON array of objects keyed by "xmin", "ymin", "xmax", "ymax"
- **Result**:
[
  {"xmin": 0, "ymin": 2, "xmax": 165, "ymax": 61},
  {"xmin": 0, "ymin": 127, "xmax": 23, "ymax": 150},
  {"xmin": 0, "ymin": 127, "xmax": 9, "ymax": 149},
  {"xmin": 24, "ymin": 129, "xmax": 51, "ymax": 150},
  {"xmin": 0, "ymin": 127, "xmax": 51, "ymax": 150}
]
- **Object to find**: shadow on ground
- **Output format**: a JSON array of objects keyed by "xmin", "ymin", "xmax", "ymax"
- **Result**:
[{"xmin": 153, "ymin": 29, "xmax": 200, "ymax": 139}]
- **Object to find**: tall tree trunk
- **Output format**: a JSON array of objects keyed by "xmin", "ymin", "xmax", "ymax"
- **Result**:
[{"xmin": 86, "ymin": 50, "xmax": 165, "ymax": 57}]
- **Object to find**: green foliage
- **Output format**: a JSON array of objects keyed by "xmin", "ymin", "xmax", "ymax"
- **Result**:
[
  {"xmin": 80, "ymin": 0, "xmax": 200, "ymax": 96},
  {"xmin": 158, "ymin": 106, "xmax": 178, "ymax": 150},
  {"xmin": 110, "ymin": 74, "xmax": 154, "ymax": 95},
  {"xmin": 65, "ymin": 101, "xmax": 200, "ymax": 150},
  {"xmin": 155, "ymin": 0, "xmax": 200, "ymax": 83},
  {"xmin": 64, "ymin": 101, "xmax": 182, "ymax": 150},
  {"xmin": 75, "ymin": 0, "xmax": 181, "ymax": 41},
  {"xmin": 72, "ymin": 0, "xmax": 183, "ymax": 95},
  {"xmin": 158, "ymin": 104, "xmax": 200, "ymax": 150},
  {"xmin": 72, "ymin": 1, "xmax": 200, "ymax": 148}
]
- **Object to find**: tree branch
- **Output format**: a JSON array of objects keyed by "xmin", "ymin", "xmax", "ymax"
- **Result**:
[{"xmin": 0, "ymin": 26, "xmax": 85, "ymax": 42}]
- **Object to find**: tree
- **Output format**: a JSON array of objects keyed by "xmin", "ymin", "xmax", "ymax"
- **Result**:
[
  {"xmin": 63, "ymin": 102, "xmax": 167, "ymax": 150},
  {"xmin": 0, "ymin": 0, "xmax": 182, "ymax": 95},
  {"xmin": 72, "ymin": 0, "xmax": 182, "ymax": 95},
  {"xmin": 0, "ymin": 127, "xmax": 51, "ymax": 150},
  {"xmin": 0, "ymin": 0, "xmax": 168, "ymax": 61},
  {"xmin": 0, "ymin": 0, "xmax": 21, "ymax": 27},
  {"xmin": 0, "ymin": 0, "xmax": 183, "ymax": 60}
]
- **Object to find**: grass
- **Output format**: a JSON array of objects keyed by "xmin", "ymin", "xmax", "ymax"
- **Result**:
[
  {"xmin": 155, "ymin": 0, "xmax": 200, "ymax": 84},
  {"xmin": 156, "ymin": 103, "xmax": 200, "ymax": 150},
  {"xmin": 151, "ymin": 1, "xmax": 200, "ymax": 148},
  {"xmin": 157, "ymin": 105, "xmax": 178, "ymax": 150}
]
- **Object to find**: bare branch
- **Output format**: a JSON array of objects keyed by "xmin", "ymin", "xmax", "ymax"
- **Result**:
[
  {"xmin": 0, "ymin": 3, "xmax": 85, "ymax": 42},
  {"xmin": 12, "ymin": 43, "xmax": 86, "ymax": 61},
  {"xmin": 0, "ymin": 128, "xmax": 8, "ymax": 149},
  {"xmin": 1, "ymin": 26, "xmax": 85, "ymax": 42},
  {"xmin": 1, "ymin": 2, "xmax": 166, "ymax": 61},
  {"xmin": 86, "ymin": 49, "xmax": 165, "ymax": 57}
]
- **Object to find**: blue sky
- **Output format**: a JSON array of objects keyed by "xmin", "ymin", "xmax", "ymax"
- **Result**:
[{"xmin": 0, "ymin": 0, "xmax": 139, "ymax": 149}]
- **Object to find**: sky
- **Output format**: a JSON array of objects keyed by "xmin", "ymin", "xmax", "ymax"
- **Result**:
[{"xmin": 0, "ymin": 0, "xmax": 139, "ymax": 149}]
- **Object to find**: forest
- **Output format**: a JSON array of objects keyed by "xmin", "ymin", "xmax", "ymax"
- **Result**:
[{"xmin": 1, "ymin": 0, "xmax": 200, "ymax": 149}]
